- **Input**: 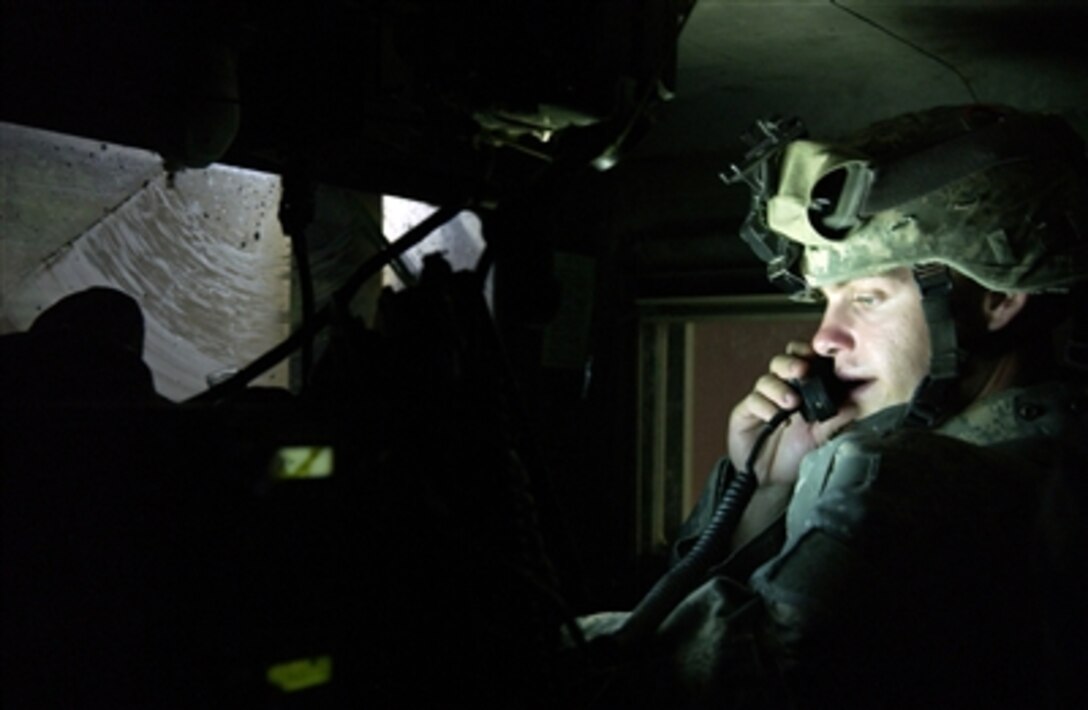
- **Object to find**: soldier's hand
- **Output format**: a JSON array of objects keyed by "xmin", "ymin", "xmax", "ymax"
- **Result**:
[{"xmin": 727, "ymin": 341, "xmax": 858, "ymax": 487}]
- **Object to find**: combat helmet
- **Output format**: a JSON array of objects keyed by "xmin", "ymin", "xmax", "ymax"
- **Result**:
[
  {"xmin": 724, "ymin": 105, "xmax": 1088, "ymax": 426},
  {"xmin": 765, "ymin": 105, "xmax": 1088, "ymax": 293}
]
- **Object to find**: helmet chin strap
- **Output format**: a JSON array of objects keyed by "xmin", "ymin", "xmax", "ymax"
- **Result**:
[
  {"xmin": 1064, "ymin": 283, "xmax": 1088, "ymax": 368},
  {"xmin": 900, "ymin": 264, "xmax": 964, "ymax": 429}
]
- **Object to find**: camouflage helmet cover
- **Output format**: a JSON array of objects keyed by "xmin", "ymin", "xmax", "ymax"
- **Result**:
[{"xmin": 766, "ymin": 105, "xmax": 1088, "ymax": 292}]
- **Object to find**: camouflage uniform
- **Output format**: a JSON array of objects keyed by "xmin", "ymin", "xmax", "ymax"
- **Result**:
[
  {"xmin": 583, "ymin": 106, "xmax": 1088, "ymax": 707},
  {"xmin": 647, "ymin": 380, "xmax": 1088, "ymax": 708}
]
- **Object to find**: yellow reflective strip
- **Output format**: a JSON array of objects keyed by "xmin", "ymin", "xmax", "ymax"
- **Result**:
[
  {"xmin": 272, "ymin": 446, "xmax": 334, "ymax": 479},
  {"xmin": 266, "ymin": 655, "xmax": 332, "ymax": 692}
]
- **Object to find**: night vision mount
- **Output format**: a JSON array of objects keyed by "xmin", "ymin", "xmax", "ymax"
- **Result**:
[
  {"xmin": 720, "ymin": 116, "xmax": 812, "ymax": 298},
  {"xmin": 720, "ymin": 110, "xmax": 1084, "ymax": 300}
]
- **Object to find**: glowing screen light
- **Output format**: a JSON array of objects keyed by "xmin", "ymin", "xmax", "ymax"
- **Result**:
[
  {"xmin": 266, "ymin": 655, "xmax": 332, "ymax": 692},
  {"xmin": 271, "ymin": 446, "xmax": 335, "ymax": 479}
]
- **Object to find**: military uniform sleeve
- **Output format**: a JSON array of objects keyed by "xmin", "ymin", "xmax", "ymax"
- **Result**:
[
  {"xmin": 745, "ymin": 428, "xmax": 1044, "ymax": 706},
  {"xmin": 633, "ymin": 424, "xmax": 1048, "ymax": 707}
]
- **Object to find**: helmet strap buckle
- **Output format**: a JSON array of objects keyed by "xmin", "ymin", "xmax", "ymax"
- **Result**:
[{"xmin": 901, "ymin": 264, "xmax": 962, "ymax": 429}]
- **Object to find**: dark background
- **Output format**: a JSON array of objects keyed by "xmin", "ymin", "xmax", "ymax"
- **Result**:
[{"xmin": 3, "ymin": 1, "xmax": 1087, "ymax": 704}]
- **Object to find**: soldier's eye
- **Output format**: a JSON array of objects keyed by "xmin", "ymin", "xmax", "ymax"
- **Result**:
[{"xmin": 853, "ymin": 292, "xmax": 881, "ymax": 307}]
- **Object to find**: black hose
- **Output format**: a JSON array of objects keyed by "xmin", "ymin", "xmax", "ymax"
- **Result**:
[
  {"xmin": 279, "ymin": 171, "xmax": 317, "ymax": 387},
  {"xmin": 290, "ymin": 230, "xmax": 316, "ymax": 385},
  {"xmin": 615, "ymin": 407, "xmax": 795, "ymax": 645}
]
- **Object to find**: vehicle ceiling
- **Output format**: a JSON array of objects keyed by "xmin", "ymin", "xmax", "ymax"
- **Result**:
[{"xmin": 3, "ymin": 0, "xmax": 1087, "ymax": 296}]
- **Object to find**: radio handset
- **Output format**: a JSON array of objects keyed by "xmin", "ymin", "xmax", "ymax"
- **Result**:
[{"xmin": 789, "ymin": 356, "xmax": 849, "ymax": 422}]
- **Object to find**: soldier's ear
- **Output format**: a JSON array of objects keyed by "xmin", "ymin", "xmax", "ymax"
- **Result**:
[{"xmin": 982, "ymin": 291, "xmax": 1029, "ymax": 332}]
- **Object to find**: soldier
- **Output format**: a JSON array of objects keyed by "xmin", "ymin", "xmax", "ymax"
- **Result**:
[
  {"xmin": 581, "ymin": 105, "xmax": 1088, "ymax": 708},
  {"xmin": 1, "ymin": 286, "xmax": 167, "ymax": 406}
]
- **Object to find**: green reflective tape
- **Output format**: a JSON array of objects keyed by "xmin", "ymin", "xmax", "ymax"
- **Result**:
[
  {"xmin": 266, "ymin": 655, "xmax": 332, "ymax": 692},
  {"xmin": 272, "ymin": 446, "xmax": 334, "ymax": 479}
]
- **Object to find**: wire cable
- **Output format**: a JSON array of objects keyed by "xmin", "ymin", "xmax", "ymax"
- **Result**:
[
  {"xmin": 615, "ymin": 406, "xmax": 797, "ymax": 645},
  {"xmin": 830, "ymin": 0, "xmax": 980, "ymax": 103},
  {"xmin": 186, "ymin": 203, "xmax": 463, "ymax": 404}
]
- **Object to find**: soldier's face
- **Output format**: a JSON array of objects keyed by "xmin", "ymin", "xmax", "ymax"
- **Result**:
[{"xmin": 811, "ymin": 267, "xmax": 930, "ymax": 419}]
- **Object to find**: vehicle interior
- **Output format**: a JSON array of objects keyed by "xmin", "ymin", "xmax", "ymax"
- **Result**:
[{"xmin": 3, "ymin": 0, "xmax": 1086, "ymax": 705}]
